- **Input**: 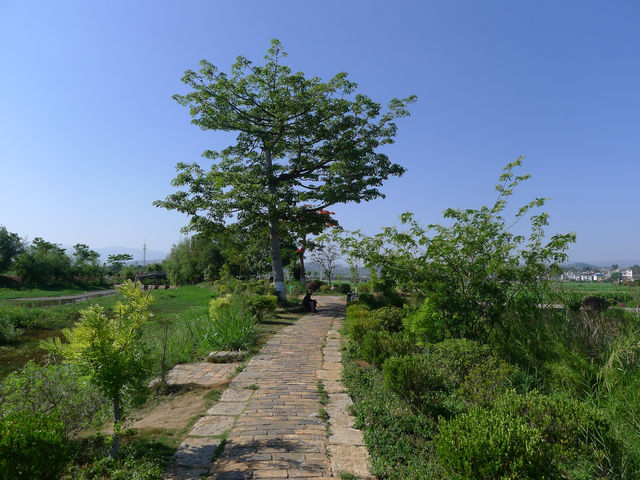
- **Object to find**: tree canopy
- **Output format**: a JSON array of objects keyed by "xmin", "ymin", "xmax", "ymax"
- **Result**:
[{"xmin": 155, "ymin": 39, "xmax": 415, "ymax": 297}]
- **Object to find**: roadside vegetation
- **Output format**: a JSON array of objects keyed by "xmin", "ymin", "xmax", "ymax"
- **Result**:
[
  {"xmin": 337, "ymin": 160, "xmax": 640, "ymax": 479},
  {"xmin": 0, "ymin": 275, "xmax": 305, "ymax": 478}
]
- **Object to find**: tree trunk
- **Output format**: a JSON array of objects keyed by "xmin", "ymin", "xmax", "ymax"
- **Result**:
[
  {"xmin": 264, "ymin": 148, "xmax": 286, "ymax": 299},
  {"xmin": 109, "ymin": 395, "xmax": 121, "ymax": 459},
  {"xmin": 299, "ymin": 237, "xmax": 307, "ymax": 288}
]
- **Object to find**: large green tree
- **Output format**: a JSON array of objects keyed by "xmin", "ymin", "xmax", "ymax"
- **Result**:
[
  {"xmin": 155, "ymin": 39, "xmax": 415, "ymax": 298},
  {"xmin": 0, "ymin": 226, "xmax": 24, "ymax": 273}
]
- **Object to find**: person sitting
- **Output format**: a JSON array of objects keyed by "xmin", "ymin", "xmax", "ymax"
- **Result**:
[{"xmin": 302, "ymin": 290, "xmax": 318, "ymax": 312}]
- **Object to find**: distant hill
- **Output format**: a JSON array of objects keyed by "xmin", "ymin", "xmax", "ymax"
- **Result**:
[{"xmin": 563, "ymin": 260, "xmax": 640, "ymax": 269}]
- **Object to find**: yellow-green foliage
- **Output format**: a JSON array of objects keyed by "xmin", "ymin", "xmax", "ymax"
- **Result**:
[
  {"xmin": 42, "ymin": 280, "xmax": 154, "ymax": 458},
  {"xmin": 403, "ymin": 297, "xmax": 448, "ymax": 344},
  {"xmin": 209, "ymin": 294, "xmax": 232, "ymax": 320}
]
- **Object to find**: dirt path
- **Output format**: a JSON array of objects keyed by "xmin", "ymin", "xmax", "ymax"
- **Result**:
[{"xmin": 165, "ymin": 296, "xmax": 371, "ymax": 480}]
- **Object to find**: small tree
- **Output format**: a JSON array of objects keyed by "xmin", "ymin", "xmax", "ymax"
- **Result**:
[
  {"xmin": 72, "ymin": 243, "xmax": 101, "ymax": 281},
  {"xmin": 45, "ymin": 280, "xmax": 153, "ymax": 459},
  {"xmin": 312, "ymin": 242, "xmax": 341, "ymax": 287},
  {"xmin": 341, "ymin": 158, "xmax": 576, "ymax": 340},
  {"xmin": 107, "ymin": 253, "xmax": 133, "ymax": 273}
]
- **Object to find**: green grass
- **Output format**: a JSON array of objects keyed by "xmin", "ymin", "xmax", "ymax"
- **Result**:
[{"xmin": 0, "ymin": 285, "xmax": 111, "ymax": 301}]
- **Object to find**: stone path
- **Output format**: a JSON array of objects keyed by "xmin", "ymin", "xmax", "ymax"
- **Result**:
[
  {"xmin": 166, "ymin": 362, "xmax": 240, "ymax": 387},
  {"xmin": 165, "ymin": 296, "xmax": 371, "ymax": 480}
]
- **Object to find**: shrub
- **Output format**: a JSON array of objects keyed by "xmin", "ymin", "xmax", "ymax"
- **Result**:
[
  {"xmin": 356, "ymin": 292, "xmax": 384, "ymax": 309},
  {"xmin": 459, "ymin": 359, "xmax": 514, "ymax": 408},
  {"xmin": 337, "ymin": 283, "xmax": 351, "ymax": 294},
  {"xmin": 243, "ymin": 294, "xmax": 277, "ymax": 322},
  {"xmin": 383, "ymin": 354, "xmax": 451, "ymax": 411},
  {"xmin": 346, "ymin": 305, "xmax": 379, "ymax": 344},
  {"xmin": 383, "ymin": 339, "xmax": 514, "ymax": 412},
  {"xmin": 209, "ymin": 294, "xmax": 232, "ymax": 319},
  {"xmin": 428, "ymin": 338, "xmax": 493, "ymax": 388},
  {"xmin": 582, "ymin": 295, "xmax": 609, "ymax": 312},
  {"xmin": 436, "ymin": 391, "xmax": 625, "ymax": 479},
  {"xmin": 0, "ymin": 316, "xmax": 21, "ymax": 343},
  {"xmin": 208, "ymin": 300, "xmax": 256, "ymax": 350},
  {"xmin": 306, "ymin": 280, "xmax": 324, "ymax": 292},
  {"xmin": 436, "ymin": 405, "xmax": 553, "ymax": 479},
  {"xmin": 403, "ymin": 297, "xmax": 448, "ymax": 344},
  {"xmin": 0, "ymin": 361, "xmax": 105, "ymax": 438},
  {"xmin": 370, "ymin": 306, "xmax": 405, "ymax": 333},
  {"xmin": 0, "ymin": 410, "xmax": 69, "ymax": 480},
  {"xmin": 244, "ymin": 279, "xmax": 277, "ymax": 296},
  {"xmin": 361, "ymin": 330, "xmax": 416, "ymax": 368},
  {"xmin": 0, "ymin": 305, "xmax": 79, "ymax": 331}
]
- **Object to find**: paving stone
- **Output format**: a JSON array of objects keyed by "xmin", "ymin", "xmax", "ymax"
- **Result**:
[
  {"xmin": 220, "ymin": 389, "xmax": 254, "ymax": 402},
  {"xmin": 328, "ymin": 445, "xmax": 372, "ymax": 479},
  {"xmin": 173, "ymin": 437, "xmax": 221, "ymax": 468},
  {"xmin": 190, "ymin": 415, "xmax": 235, "ymax": 437},
  {"xmin": 207, "ymin": 402, "xmax": 246, "ymax": 416}
]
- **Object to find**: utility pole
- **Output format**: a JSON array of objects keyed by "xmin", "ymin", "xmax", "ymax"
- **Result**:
[{"xmin": 143, "ymin": 242, "xmax": 147, "ymax": 268}]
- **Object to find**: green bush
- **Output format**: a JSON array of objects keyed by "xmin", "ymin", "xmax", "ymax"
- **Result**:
[
  {"xmin": 428, "ymin": 338, "xmax": 493, "ymax": 388},
  {"xmin": 306, "ymin": 280, "xmax": 324, "ymax": 292},
  {"xmin": 209, "ymin": 294, "xmax": 232, "ymax": 319},
  {"xmin": 383, "ymin": 339, "xmax": 515, "ymax": 413},
  {"xmin": 0, "ymin": 304, "xmax": 79, "ymax": 331},
  {"xmin": 243, "ymin": 279, "xmax": 277, "ymax": 296},
  {"xmin": 0, "ymin": 410, "xmax": 69, "ymax": 480},
  {"xmin": 436, "ymin": 404, "xmax": 552, "ymax": 479},
  {"xmin": 436, "ymin": 391, "xmax": 626, "ymax": 479},
  {"xmin": 403, "ymin": 297, "xmax": 448, "ymax": 344},
  {"xmin": 207, "ymin": 299, "xmax": 256, "ymax": 351},
  {"xmin": 361, "ymin": 330, "xmax": 416, "ymax": 368},
  {"xmin": 356, "ymin": 292, "xmax": 384, "ymax": 309},
  {"xmin": 243, "ymin": 294, "xmax": 277, "ymax": 322},
  {"xmin": 459, "ymin": 359, "xmax": 514, "ymax": 408},
  {"xmin": 337, "ymin": 283, "xmax": 351, "ymax": 294},
  {"xmin": 342, "ymin": 360, "xmax": 438, "ymax": 479},
  {"xmin": 370, "ymin": 306, "xmax": 405, "ymax": 333},
  {"xmin": 383, "ymin": 354, "xmax": 450, "ymax": 411},
  {"xmin": 1, "ymin": 361, "xmax": 105, "ymax": 438},
  {"xmin": 346, "ymin": 305, "xmax": 380, "ymax": 344},
  {"xmin": 0, "ymin": 316, "xmax": 21, "ymax": 343}
]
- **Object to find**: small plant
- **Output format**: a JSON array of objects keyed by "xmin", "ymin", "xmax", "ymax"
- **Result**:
[
  {"xmin": 207, "ymin": 298, "xmax": 256, "ymax": 351},
  {"xmin": 44, "ymin": 280, "xmax": 153, "ymax": 459},
  {"xmin": 244, "ymin": 384, "xmax": 259, "ymax": 390},
  {"xmin": 317, "ymin": 379, "xmax": 329, "ymax": 405}
]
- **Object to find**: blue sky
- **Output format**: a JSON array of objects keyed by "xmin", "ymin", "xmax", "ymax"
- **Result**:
[{"xmin": 0, "ymin": 1, "xmax": 638, "ymax": 263}]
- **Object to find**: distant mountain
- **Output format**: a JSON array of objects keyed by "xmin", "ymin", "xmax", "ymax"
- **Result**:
[{"xmin": 564, "ymin": 260, "xmax": 640, "ymax": 269}]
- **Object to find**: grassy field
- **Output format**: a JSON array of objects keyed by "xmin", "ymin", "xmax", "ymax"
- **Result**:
[
  {"xmin": 553, "ymin": 281, "xmax": 640, "ymax": 307},
  {"xmin": 0, "ymin": 285, "xmax": 111, "ymax": 301},
  {"xmin": 0, "ymin": 284, "xmax": 304, "ymax": 379}
]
